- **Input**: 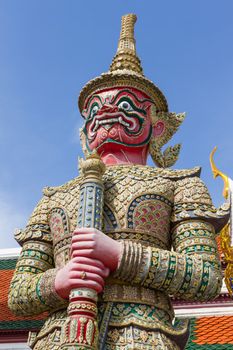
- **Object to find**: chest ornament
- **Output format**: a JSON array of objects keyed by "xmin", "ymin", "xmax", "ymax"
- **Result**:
[
  {"xmin": 49, "ymin": 207, "xmax": 70, "ymax": 243},
  {"xmin": 127, "ymin": 194, "xmax": 172, "ymax": 230}
]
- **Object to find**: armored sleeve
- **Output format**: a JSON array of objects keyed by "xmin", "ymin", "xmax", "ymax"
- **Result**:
[
  {"xmin": 8, "ymin": 195, "xmax": 67, "ymax": 316},
  {"xmin": 114, "ymin": 176, "xmax": 226, "ymax": 301}
]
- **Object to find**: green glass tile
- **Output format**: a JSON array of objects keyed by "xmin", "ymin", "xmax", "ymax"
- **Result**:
[
  {"xmin": 0, "ymin": 319, "xmax": 44, "ymax": 330},
  {"xmin": 0, "ymin": 258, "xmax": 18, "ymax": 270}
]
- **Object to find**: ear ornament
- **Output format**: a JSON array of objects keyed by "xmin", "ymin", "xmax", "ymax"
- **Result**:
[{"xmin": 149, "ymin": 107, "xmax": 185, "ymax": 168}]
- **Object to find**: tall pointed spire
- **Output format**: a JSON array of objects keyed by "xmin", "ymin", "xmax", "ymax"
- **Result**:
[
  {"xmin": 110, "ymin": 14, "xmax": 143, "ymax": 75},
  {"xmin": 79, "ymin": 14, "xmax": 168, "ymax": 113}
]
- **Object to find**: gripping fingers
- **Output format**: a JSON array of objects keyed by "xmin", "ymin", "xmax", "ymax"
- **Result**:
[
  {"xmin": 71, "ymin": 271, "xmax": 105, "ymax": 287},
  {"xmin": 72, "ymin": 249, "xmax": 95, "ymax": 259},
  {"xmin": 73, "ymin": 228, "xmax": 97, "ymax": 237},
  {"xmin": 72, "ymin": 233, "xmax": 95, "ymax": 243},
  {"xmin": 72, "ymin": 257, "xmax": 106, "ymax": 270},
  {"xmin": 70, "ymin": 279, "xmax": 103, "ymax": 293},
  {"xmin": 71, "ymin": 263, "xmax": 109, "ymax": 278},
  {"xmin": 71, "ymin": 241, "xmax": 95, "ymax": 252}
]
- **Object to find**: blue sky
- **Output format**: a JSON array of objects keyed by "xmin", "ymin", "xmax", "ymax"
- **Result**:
[{"xmin": 1, "ymin": 0, "xmax": 233, "ymax": 248}]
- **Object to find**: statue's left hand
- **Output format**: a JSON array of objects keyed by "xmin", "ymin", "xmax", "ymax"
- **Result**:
[{"xmin": 71, "ymin": 228, "xmax": 122, "ymax": 272}]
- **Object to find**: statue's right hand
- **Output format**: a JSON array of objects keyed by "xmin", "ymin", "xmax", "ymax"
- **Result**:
[{"xmin": 54, "ymin": 257, "xmax": 109, "ymax": 300}]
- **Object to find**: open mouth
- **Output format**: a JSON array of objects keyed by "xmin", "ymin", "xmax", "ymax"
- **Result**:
[{"xmin": 88, "ymin": 111, "xmax": 141, "ymax": 138}]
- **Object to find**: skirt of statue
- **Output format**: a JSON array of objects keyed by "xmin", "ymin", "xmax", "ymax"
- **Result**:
[{"xmin": 30, "ymin": 303, "xmax": 189, "ymax": 350}]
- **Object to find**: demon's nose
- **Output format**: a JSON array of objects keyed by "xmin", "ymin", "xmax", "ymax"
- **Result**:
[{"xmin": 98, "ymin": 104, "xmax": 119, "ymax": 115}]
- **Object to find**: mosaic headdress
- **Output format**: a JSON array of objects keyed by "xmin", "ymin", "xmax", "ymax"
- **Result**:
[{"xmin": 78, "ymin": 14, "xmax": 185, "ymax": 167}]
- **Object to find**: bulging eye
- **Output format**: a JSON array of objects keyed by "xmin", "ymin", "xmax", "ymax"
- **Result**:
[
  {"xmin": 118, "ymin": 101, "xmax": 133, "ymax": 111},
  {"xmin": 90, "ymin": 105, "xmax": 99, "ymax": 118}
]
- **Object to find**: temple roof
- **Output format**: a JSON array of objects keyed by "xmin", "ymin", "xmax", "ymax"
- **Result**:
[
  {"xmin": 0, "ymin": 254, "xmax": 46, "ymax": 336},
  {"xmin": 186, "ymin": 318, "xmax": 233, "ymax": 349}
]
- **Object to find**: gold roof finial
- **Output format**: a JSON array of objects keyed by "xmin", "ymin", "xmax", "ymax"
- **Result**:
[
  {"xmin": 110, "ymin": 14, "xmax": 143, "ymax": 75},
  {"xmin": 210, "ymin": 146, "xmax": 229, "ymax": 199}
]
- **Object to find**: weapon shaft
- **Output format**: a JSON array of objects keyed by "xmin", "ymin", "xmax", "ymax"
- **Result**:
[{"xmin": 61, "ymin": 153, "xmax": 105, "ymax": 349}]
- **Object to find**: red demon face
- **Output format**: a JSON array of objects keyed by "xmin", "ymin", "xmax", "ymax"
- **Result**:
[{"xmin": 81, "ymin": 87, "xmax": 154, "ymax": 153}]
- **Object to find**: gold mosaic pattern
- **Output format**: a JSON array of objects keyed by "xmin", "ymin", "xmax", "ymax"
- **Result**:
[
  {"xmin": 105, "ymin": 326, "xmax": 182, "ymax": 350},
  {"xmin": 8, "ymin": 164, "xmax": 228, "ymax": 349},
  {"xmin": 30, "ymin": 310, "xmax": 67, "ymax": 350},
  {"xmin": 174, "ymin": 177, "xmax": 212, "ymax": 205},
  {"xmin": 8, "ymin": 197, "xmax": 67, "ymax": 316},
  {"xmin": 114, "ymin": 221, "xmax": 222, "ymax": 301}
]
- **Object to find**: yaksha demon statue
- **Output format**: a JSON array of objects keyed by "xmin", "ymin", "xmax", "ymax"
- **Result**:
[{"xmin": 9, "ymin": 14, "xmax": 229, "ymax": 350}]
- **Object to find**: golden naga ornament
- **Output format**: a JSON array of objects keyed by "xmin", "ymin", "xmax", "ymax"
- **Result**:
[{"xmin": 210, "ymin": 147, "xmax": 233, "ymax": 296}]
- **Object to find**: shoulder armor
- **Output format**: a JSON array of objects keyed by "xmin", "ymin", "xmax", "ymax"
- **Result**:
[
  {"xmin": 43, "ymin": 176, "xmax": 82, "ymax": 197},
  {"xmin": 15, "ymin": 196, "xmax": 52, "ymax": 246},
  {"xmin": 43, "ymin": 186, "xmax": 57, "ymax": 197},
  {"xmin": 174, "ymin": 176, "xmax": 212, "ymax": 205},
  {"xmin": 104, "ymin": 164, "xmax": 201, "ymax": 182},
  {"xmin": 172, "ymin": 175, "xmax": 230, "ymax": 233},
  {"xmin": 158, "ymin": 166, "xmax": 201, "ymax": 180},
  {"xmin": 14, "ymin": 225, "xmax": 51, "ymax": 246}
]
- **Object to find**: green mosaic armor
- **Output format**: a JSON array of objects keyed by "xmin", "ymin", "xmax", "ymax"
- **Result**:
[{"xmin": 8, "ymin": 165, "xmax": 228, "ymax": 350}]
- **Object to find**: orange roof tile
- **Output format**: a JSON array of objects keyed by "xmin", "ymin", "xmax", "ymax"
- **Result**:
[
  {"xmin": 193, "ymin": 316, "xmax": 233, "ymax": 344},
  {"xmin": 216, "ymin": 235, "xmax": 225, "ymax": 262},
  {"xmin": 0, "ymin": 266, "xmax": 47, "ymax": 325}
]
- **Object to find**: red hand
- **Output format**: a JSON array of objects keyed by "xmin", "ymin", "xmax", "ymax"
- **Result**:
[
  {"xmin": 71, "ymin": 228, "xmax": 122, "ymax": 271},
  {"xmin": 55, "ymin": 256, "xmax": 109, "ymax": 299}
]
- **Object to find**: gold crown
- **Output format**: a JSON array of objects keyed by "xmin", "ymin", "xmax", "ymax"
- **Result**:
[{"xmin": 78, "ymin": 14, "xmax": 168, "ymax": 113}]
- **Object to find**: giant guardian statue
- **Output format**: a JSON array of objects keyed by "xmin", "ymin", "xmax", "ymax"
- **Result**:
[{"xmin": 9, "ymin": 14, "xmax": 228, "ymax": 350}]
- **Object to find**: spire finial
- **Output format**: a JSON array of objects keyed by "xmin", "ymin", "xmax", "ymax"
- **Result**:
[
  {"xmin": 79, "ymin": 14, "xmax": 168, "ymax": 113},
  {"xmin": 109, "ymin": 14, "xmax": 143, "ymax": 75},
  {"xmin": 118, "ymin": 14, "xmax": 137, "ymax": 52}
]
